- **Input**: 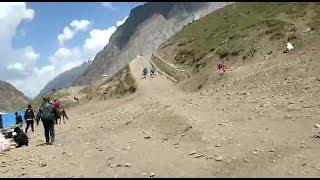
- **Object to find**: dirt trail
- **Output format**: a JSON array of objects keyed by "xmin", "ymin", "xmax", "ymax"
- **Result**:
[{"xmin": 1, "ymin": 48, "xmax": 320, "ymax": 177}]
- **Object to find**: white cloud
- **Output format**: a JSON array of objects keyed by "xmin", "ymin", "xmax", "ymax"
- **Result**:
[
  {"xmin": 116, "ymin": 16, "xmax": 128, "ymax": 27},
  {"xmin": 6, "ymin": 63, "xmax": 24, "ymax": 71},
  {"xmin": 70, "ymin": 19, "xmax": 91, "ymax": 31},
  {"xmin": 57, "ymin": 19, "xmax": 91, "ymax": 45},
  {"xmin": 101, "ymin": 2, "xmax": 112, "ymax": 8},
  {"xmin": 2, "ymin": 5, "xmax": 127, "ymax": 98},
  {"xmin": 24, "ymin": 47, "xmax": 40, "ymax": 61},
  {"xmin": 84, "ymin": 27, "xmax": 116, "ymax": 52}
]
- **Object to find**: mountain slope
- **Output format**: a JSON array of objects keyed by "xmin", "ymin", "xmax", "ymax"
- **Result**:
[
  {"xmin": 38, "ymin": 60, "xmax": 91, "ymax": 96},
  {"xmin": 73, "ymin": 2, "xmax": 231, "ymax": 86},
  {"xmin": 0, "ymin": 80, "xmax": 29, "ymax": 112},
  {"xmin": 152, "ymin": 2, "xmax": 320, "ymax": 90}
]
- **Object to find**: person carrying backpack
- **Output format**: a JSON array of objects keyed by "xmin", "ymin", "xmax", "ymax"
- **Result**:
[
  {"xmin": 24, "ymin": 104, "xmax": 35, "ymax": 134},
  {"xmin": 37, "ymin": 98, "xmax": 59, "ymax": 145},
  {"xmin": 142, "ymin": 66, "xmax": 148, "ymax": 79},
  {"xmin": 150, "ymin": 65, "xmax": 156, "ymax": 77}
]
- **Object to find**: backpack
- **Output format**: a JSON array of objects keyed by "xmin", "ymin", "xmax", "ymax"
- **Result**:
[
  {"xmin": 41, "ymin": 103, "xmax": 55, "ymax": 122},
  {"xmin": 25, "ymin": 109, "xmax": 34, "ymax": 120}
]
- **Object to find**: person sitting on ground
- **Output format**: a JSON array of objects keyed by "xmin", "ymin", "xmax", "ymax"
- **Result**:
[
  {"xmin": 15, "ymin": 112, "xmax": 23, "ymax": 129},
  {"xmin": 24, "ymin": 104, "xmax": 35, "ymax": 134},
  {"xmin": 142, "ymin": 66, "xmax": 148, "ymax": 79},
  {"xmin": 12, "ymin": 126, "xmax": 29, "ymax": 148},
  {"xmin": 217, "ymin": 61, "xmax": 228, "ymax": 75}
]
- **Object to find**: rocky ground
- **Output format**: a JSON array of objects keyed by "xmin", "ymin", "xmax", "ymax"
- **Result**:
[{"xmin": 1, "ymin": 52, "xmax": 320, "ymax": 177}]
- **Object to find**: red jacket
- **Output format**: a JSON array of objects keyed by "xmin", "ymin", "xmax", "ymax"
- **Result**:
[{"xmin": 53, "ymin": 100, "xmax": 61, "ymax": 109}]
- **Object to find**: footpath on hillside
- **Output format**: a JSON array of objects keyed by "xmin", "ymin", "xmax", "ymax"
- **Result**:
[{"xmin": 1, "ymin": 54, "xmax": 320, "ymax": 177}]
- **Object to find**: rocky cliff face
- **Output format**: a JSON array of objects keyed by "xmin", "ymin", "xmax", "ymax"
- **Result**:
[
  {"xmin": 0, "ymin": 80, "xmax": 29, "ymax": 112},
  {"xmin": 74, "ymin": 2, "xmax": 231, "ymax": 85},
  {"xmin": 38, "ymin": 60, "xmax": 91, "ymax": 96},
  {"xmin": 41, "ymin": 2, "xmax": 230, "ymax": 92}
]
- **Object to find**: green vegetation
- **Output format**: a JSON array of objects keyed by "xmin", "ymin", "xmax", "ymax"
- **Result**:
[
  {"xmin": 30, "ymin": 91, "xmax": 72, "ymax": 111},
  {"xmin": 158, "ymin": 2, "xmax": 320, "ymax": 73},
  {"xmin": 84, "ymin": 65, "xmax": 137, "ymax": 100}
]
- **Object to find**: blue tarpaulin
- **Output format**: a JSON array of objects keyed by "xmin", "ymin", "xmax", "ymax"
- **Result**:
[{"xmin": 1, "ymin": 110, "xmax": 25, "ymax": 129}]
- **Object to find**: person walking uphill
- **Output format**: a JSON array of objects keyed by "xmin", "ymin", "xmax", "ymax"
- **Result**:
[
  {"xmin": 53, "ymin": 99, "xmax": 61, "ymax": 124},
  {"xmin": 142, "ymin": 66, "xmax": 148, "ymax": 79},
  {"xmin": 217, "ymin": 61, "xmax": 228, "ymax": 75},
  {"xmin": 24, "ymin": 104, "xmax": 35, "ymax": 134},
  {"xmin": 37, "ymin": 98, "xmax": 59, "ymax": 145}
]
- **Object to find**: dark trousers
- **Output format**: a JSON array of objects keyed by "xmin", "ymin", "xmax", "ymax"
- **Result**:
[
  {"xmin": 25, "ymin": 120, "xmax": 34, "ymax": 133},
  {"xmin": 42, "ymin": 121, "xmax": 55, "ymax": 143}
]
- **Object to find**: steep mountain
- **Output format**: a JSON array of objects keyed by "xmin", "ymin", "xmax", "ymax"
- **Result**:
[
  {"xmin": 38, "ymin": 60, "xmax": 91, "ymax": 96},
  {"xmin": 73, "ymin": 2, "xmax": 231, "ymax": 86},
  {"xmin": 0, "ymin": 80, "xmax": 30, "ymax": 112}
]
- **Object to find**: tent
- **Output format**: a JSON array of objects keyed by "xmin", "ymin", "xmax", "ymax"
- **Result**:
[{"xmin": 0, "ymin": 110, "xmax": 25, "ymax": 129}]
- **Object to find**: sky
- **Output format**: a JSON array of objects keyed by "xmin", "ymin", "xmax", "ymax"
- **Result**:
[{"xmin": 0, "ymin": 2, "xmax": 144, "ymax": 98}]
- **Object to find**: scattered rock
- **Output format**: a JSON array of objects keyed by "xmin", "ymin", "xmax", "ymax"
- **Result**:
[
  {"xmin": 150, "ymin": 172, "xmax": 155, "ymax": 177},
  {"xmin": 215, "ymin": 155, "xmax": 223, "ymax": 161},
  {"xmin": 206, "ymin": 155, "xmax": 214, "ymax": 159},
  {"xmin": 243, "ymin": 159, "xmax": 249, "ymax": 163},
  {"xmin": 268, "ymin": 148, "xmax": 275, "ymax": 152},
  {"xmin": 188, "ymin": 151, "xmax": 196, "ymax": 156},
  {"xmin": 144, "ymin": 136, "xmax": 151, "ymax": 139},
  {"xmin": 124, "ymin": 163, "xmax": 133, "ymax": 167},
  {"xmin": 194, "ymin": 154, "xmax": 204, "ymax": 158},
  {"xmin": 184, "ymin": 126, "xmax": 192, "ymax": 132},
  {"xmin": 38, "ymin": 161, "xmax": 47, "ymax": 167}
]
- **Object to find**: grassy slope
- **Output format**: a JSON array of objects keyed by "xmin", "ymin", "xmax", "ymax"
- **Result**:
[
  {"xmin": 157, "ymin": 2, "xmax": 320, "ymax": 76},
  {"xmin": 82, "ymin": 65, "xmax": 137, "ymax": 101}
]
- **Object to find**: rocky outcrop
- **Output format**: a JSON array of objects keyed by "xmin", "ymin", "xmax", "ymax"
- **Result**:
[{"xmin": 0, "ymin": 80, "xmax": 29, "ymax": 112}]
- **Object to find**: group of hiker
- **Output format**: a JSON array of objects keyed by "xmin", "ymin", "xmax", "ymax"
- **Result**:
[
  {"xmin": 142, "ymin": 61, "xmax": 228, "ymax": 79},
  {"xmin": 12, "ymin": 98, "xmax": 69, "ymax": 147},
  {"xmin": 142, "ymin": 64, "xmax": 156, "ymax": 79}
]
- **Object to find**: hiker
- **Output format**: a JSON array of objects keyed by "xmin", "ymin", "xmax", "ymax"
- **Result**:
[
  {"xmin": 0, "ymin": 114, "xmax": 3, "ymax": 129},
  {"xmin": 15, "ymin": 112, "xmax": 23, "ymax": 129},
  {"xmin": 142, "ymin": 66, "xmax": 148, "ymax": 79},
  {"xmin": 58, "ymin": 108, "xmax": 69, "ymax": 124},
  {"xmin": 24, "ymin": 104, "xmax": 35, "ymax": 134},
  {"xmin": 37, "ymin": 98, "xmax": 59, "ymax": 145},
  {"xmin": 53, "ymin": 99, "xmax": 61, "ymax": 124},
  {"xmin": 12, "ymin": 126, "xmax": 29, "ymax": 148},
  {"xmin": 150, "ymin": 65, "xmax": 156, "ymax": 77},
  {"xmin": 35, "ymin": 110, "xmax": 40, "ymax": 126},
  {"xmin": 217, "ymin": 61, "xmax": 228, "ymax": 75}
]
